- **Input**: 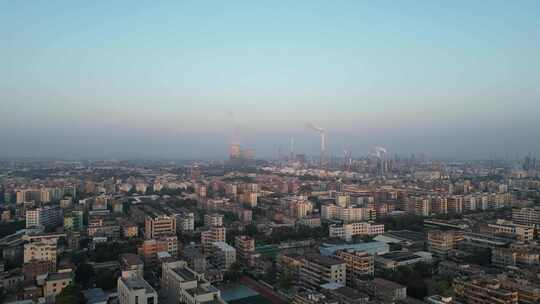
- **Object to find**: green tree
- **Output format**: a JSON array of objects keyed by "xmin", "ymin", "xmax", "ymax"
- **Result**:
[{"xmin": 75, "ymin": 263, "xmax": 95, "ymax": 287}]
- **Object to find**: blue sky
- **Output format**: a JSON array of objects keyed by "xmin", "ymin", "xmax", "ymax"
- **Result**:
[{"xmin": 1, "ymin": 1, "xmax": 539, "ymax": 159}]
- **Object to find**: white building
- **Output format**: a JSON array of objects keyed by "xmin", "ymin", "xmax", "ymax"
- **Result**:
[
  {"xmin": 118, "ymin": 273, "xmax": 158, "ymax": 304},
  {"xmin": 329, "ymin": 222, "xmax": 385, "ymax": 241},
  {"xmin": 161, "ymin": 260, "xmax": 225, "ymax": 304}
]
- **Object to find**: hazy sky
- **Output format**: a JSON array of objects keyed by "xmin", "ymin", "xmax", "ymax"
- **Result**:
[{"xmin": 2, "ymin": 1, "xmax": 540, "ymax": 160}]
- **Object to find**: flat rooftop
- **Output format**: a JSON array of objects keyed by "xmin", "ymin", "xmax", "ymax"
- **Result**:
[{"xmin": 122, "ymin": 277, "xmax": 156, "ymax": 295}]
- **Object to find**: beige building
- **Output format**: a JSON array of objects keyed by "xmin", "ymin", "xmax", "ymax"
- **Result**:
[
  {"xmin": 427, "ymin": 230, "xmax": 463, "ymax": 257},
  {"xmin": 24, "ymin": 240, "xmax": 57, "ymax": 271},
  {"xmin": 204, "ymin": 213, "xmax": 224, "ymax": 227},
  {"xmin": 201, "ymin": 227, "xmax": 226, "ymax": 253},
  {"xmin": 334, "ymin": 249, "xmax": 374, "ymax": 285},
  {"xmin": 145, "ymin": 214, "xmax": 176, "ymax": 239},
  {"xmin": 453, "ymin": 276, "xmax": 518, "ymax": 304},
  {"xmin": 300, "ymin": 253, "xmax": 346, "ymax": 290},
  {"xmin": 234, "ymin": 235, "xmax": 255, "ymax": 262},
  {"xmin": 488, "ymin": 219, "xmax": 534, "ymax": 241}
]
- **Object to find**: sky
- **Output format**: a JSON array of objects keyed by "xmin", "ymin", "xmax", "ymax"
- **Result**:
[{"xmin": 1, "ymin": 1, "xmax": 540, "ymax": 160}]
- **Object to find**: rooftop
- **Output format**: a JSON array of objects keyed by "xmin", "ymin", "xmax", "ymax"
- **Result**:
[{"xmin": 121, "ymin": 277, "xmax": 156, "ymax": 295}]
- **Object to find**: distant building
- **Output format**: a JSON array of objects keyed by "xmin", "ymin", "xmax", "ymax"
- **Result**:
[
  {"xmin": 453, "ymin": 276, "xmax": 518, "ymax": 304},
  {"xmin": 329, "ymin": 222, "xmax": 384, "ymax": 241},
  {"xmin": 427, "ymin": 230, "xmax": 463, "ymax": 258},
  {"xmin": 26, "ymin": 206, "xmax": 62, "ymax": 229},
  {"xmin": 334, "ymin": 249, "xmax": 374, "ymax": 285}
]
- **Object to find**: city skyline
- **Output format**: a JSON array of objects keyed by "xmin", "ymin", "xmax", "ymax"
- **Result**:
[{"xmin": 2, "ymin": 1, "xmax": 540, "ymax": 159}]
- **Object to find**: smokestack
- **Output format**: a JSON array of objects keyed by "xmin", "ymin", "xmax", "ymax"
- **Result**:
[
  {"xmin": 306, "ymin": 122, "xmax": 326, "ymax": 169},
  {"xmin": 290, "ymin": 137, "xmax": 295, "ymax": 160}
]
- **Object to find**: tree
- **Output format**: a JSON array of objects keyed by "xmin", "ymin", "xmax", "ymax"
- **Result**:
[
  {"xmin": 95, "ymin": 269, "xmax": 119, "ymax": 291},
  {"xmin": 55, "ymin": 284, "xmax": 83, "ymax": 304},
  {"xmin": 75, "ymin": 263, "xmax": 95, "ymax": 287}
]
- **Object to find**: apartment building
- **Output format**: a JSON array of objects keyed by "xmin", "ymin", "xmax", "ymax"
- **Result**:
[
  {"xmin": 334, "ymin": 249, "xmax": 374, "ymax": 285},
  {"xmin": 300, "ymin": 253, "xmax": 346, "ymax": 290},
  {"xmin": 329, "ymin": 222, "xmax": 384, "ymax": 241},
  {"xmin": 145, "ymin": 214, "xmax": 176, "ymax": 239},
  {"xmin": 23, "ymin": 240, "xmax": 57, "ymax": 271},
  {"xmin": 138, "ymin": 236, "xmax": 178, "ymax": 265},
  {"xmin": 201, "ymin": 227, "xmax": 226, "ymax": 253},
  {"xmin": 427, "ymin": 230, "xmax": 464, "ymax": 258},
  {"xmin": 204, "ymin": 213, "xmax": 224, "ymax": 227},
  {"xmin": 512, "ymin": 207, "xmax": 540, "ymax": 228},
  {"xmin": 488, "ymin": 219, "xmax": 534, "ymax": 241},
  {"xmin": 25, "ymin": 206, "xmax": 62, "ymax": 229},
  {"xmin": 234, "ymin": 235, "xmax": 255, "ymax": 262},
  {"xmin": 453, "ymin": 276, "xmax": 518, "ymax": 304},
  {"xmin": 211, "ymin": 241, "xmax": 236, "ymax": 270}
]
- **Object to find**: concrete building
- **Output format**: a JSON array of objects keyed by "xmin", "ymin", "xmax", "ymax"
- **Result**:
[
  {"xmin": 177, "ymin": 212, "xmax": 195, "ymax": 232},
  {"xmin": 319, "ymin": 241, "xmax": 389, "ymax": 256},
  {"xmin": 334, "ymin": 249, "xmax": 374, "ymax": 285},
  {"xmin": 234, "ymin": 235, "xmax": 255, "ymax": 262},
  {"xmin": 25, "ymin": 206, "xmax": 62, "ymax": 229},
  {"xmin": 453, "ymin": 276, "xmax": 518, "ymax": 304},
  {"xmin": 160, "ymin": 260, "xmax": 224, "ymax": 304},
  {"xmin": 119, "ymin": 253, "xmax": 144, "ymax": 278},
  {"xmin": 512, "ymin": 207, "xmax": 540, "ymax": 228},
  {"xmin": 23, "ymin": 240, "xmax": 57, "ymax": 271},
  {"xmin": 359, "ymin": 278, "xmax": 407, "ymax": 302},
  {"xmin": 204, "ymin": 213, "xmax": 224, "ymax": 227},
  {"xmin": 487, "ymin": 220, "xmax": 535, "ymax": 241},
  {"xmin": 145, "ymin": 214, "xmax": 176, "ymax": 239},
  {"xmin": 427, "ymin": 230, "xmax": 464, "ymax": 258},
  {"xmin": 138, "ymin": 236, "xmax": 178, "ymax": 265},
  {"xmin": 300, "ymin": 253, "xmax": 346, "ymax": 290},
  {"xmin": 329, "ymin": 222, "xmax": 384, "ymax": 241},
  {"xmin": 118, "ymin": 274, "xmax": 158, "ymax": 304},
  {"xmin": 44, "ymin": 272, "xmax": 74, "ymax": 303},
  {"xmin": 201, "ymin": 227, "xmax": 226, "ymax": 253},
  {"xmin": 211, "ymin": 241, "xmax": 236, "ymax": 270}
]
